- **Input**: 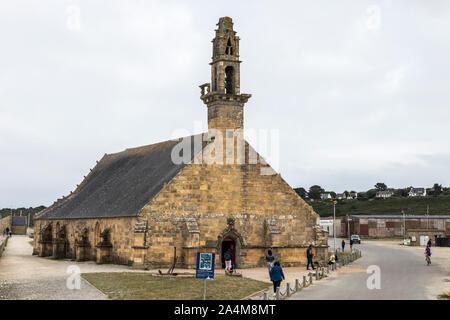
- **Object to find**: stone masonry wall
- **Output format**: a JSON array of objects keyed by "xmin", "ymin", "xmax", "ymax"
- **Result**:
[
  {"xmin": 0, "ymin": 216, "xmax": 11, "ymax": 234},
  {"xmin": 33, "ymin": 217, "xmax": 135, "ymax": 264},
  {"xmin": 138, "ymin": 141, "xmax": 327, "ymax": 268}
]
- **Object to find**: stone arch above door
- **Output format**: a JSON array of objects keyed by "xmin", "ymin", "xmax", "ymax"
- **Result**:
[{"xmin": 216, "ymin": 218, "xmax": 244, "ymax": 267}]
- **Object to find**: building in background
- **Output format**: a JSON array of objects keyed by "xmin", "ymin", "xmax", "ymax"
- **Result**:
[
  {"xmin": 320, "ymin": 193, "xmax": 332, "ymax": 200},
  {"xmin": 340, "ymin": 215, "xmax": 450, "ymax": 245},
  {"xmin": 0, "ymin": 216, "xmax": 27, "ymax": 235},
  {"xmin": 319, "ymin": 217, "xmax": 341, "ymax": 236},
  {"xmin": 408, "ymin": 188, "xmax": 427, "ymax": 197},
  {"xmin": 11, "ymin": 216, "xmax": 27, "ymax": 235},
  {"xmin": 375, "ymin": 191, "xmax": 394, "ymax": 198}
]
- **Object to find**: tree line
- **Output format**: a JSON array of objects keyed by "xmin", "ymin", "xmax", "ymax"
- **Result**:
[{"xmin": 294, "ymin": 183, "xmax": 450, "ymax": 201}]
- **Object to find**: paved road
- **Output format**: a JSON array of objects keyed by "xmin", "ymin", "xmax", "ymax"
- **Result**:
[{"xmin": 289, "ymin": 240, "xmax": 448, "ymax": 300}]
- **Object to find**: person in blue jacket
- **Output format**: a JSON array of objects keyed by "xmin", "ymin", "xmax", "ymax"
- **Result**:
[{"xmin": 269, "ymin": 261, "xmax": 285, "ymax": 294}]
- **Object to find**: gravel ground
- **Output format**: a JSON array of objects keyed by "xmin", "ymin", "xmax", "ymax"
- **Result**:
[{"xmin": 0, "ymin": 235, "xmax": 199, "ymax": 300}]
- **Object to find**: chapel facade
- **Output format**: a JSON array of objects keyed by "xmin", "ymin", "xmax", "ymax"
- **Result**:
[{"xmin": 33, "ymin": 17, "xmax": 328, "ymax": 268}]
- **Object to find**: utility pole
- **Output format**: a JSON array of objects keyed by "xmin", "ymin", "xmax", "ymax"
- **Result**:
[
  {"xmin": 333, "ymin": 200, "xmax": 337, "ymax": 252},
  {"xmin": 402, "ymin": 209, "xmax": 406, "ymax": 243},
  {"xmin": 347, "ymin": 214, "xmax": 350, "ymax": 238},
  {"xmin": 426, "ymin": 205, "xmax": 429, "ymax": 229}
]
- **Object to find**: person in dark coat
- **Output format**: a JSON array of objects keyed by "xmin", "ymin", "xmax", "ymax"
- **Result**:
[
  {"xmin": 265, "ymin": 250, "xmax": 275, "ymax": 272},
  {"xmin": 341, "ymin": 239, "xmax": 345, "ymax": 252},
  {"xmin": 349, "ymin": 239, "xmax": 354, "ymax": 252},
  {"xmin": 306, "ymin": 244, "xmax": 315, "ymax": 270},
  {"xmin": 224, "ymin": 248, "xmax": 232, "ymax": 273},
  {"xmin": 269, "ymin": 261, "xmax": 285, "ymax": 294}
]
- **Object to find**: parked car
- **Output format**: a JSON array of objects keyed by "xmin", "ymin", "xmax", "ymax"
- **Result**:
[{"xmin": 350, "ymin": 235, "xmax": 361, "ymax": 244}]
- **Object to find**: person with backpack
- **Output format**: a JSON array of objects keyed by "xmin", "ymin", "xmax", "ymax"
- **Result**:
[
  {"xmin": 306, "ymin": 244, "xmax": 315, "ymax": 270},
  {"xmin": 424, "ymin": 244, "xmax": 432, "ymax": 266},
  {"xmin": 269, "ymin": 261, "xmax": 285, "ymax": 296},
  {"xmin": 266, "ymin": 250, "xmax": 275, "ymax": 272},
  {"xmin": 224, "ymin": 248, "xmax": 232, "ymax": 273}
]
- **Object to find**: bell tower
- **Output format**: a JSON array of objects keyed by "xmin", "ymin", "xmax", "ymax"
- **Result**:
[{"xmin": 200, "ymin": 17, "xmax": 251, "ymax": 132}]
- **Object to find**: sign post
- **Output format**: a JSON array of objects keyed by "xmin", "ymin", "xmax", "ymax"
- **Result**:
[{"xmin": 196, "ymin": 252, "xmax": 215, "ymax": 300}]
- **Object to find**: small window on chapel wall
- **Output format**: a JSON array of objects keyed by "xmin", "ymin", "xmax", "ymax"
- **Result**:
[{"xmin": 225, "ymin": 38, "xmax": 233, "ymax": 55}]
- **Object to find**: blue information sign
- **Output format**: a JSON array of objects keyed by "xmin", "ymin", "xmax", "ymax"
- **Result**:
[{"xmin": 195, "ymin": 252, "xmax": 215, "ymax": 279}]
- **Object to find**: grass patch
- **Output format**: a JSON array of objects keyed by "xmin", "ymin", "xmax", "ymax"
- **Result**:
[
  {"xmin": 309, "ymin": 195, "xmax": 450, "ymax": 217},
  {"xmin": 82, "ymin": 272, "xmax": 270, "ymax": 300}
]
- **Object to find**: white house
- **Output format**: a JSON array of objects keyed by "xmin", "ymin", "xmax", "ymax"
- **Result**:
[
  {"xmin": 347, "ymin": 192, "xmax": 358, "ymax": 199},
  {"xmin": 376, "ymin": 190, "xmax": 394, "ymax": 198},
  {"xmin": 320, "ymin": 193, "xmax": 332, "ymax": 200},
  {"xmin": 409, "ymin": 188, "xmax": 426, "ymax": 197}
]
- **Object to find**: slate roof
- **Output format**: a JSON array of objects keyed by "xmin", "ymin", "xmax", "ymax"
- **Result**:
[
  {"xmin": 12, "ymin": 216, "xmax": 26, "ymax": 226},
  {"xmin": 36, "ymin": 135, "xmax": 202, "ymax": 220}
]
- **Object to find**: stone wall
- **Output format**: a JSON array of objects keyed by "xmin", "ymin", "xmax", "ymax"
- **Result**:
[
  {"xmin": 0, "ymin": 216, "xmax": 11, "ymax": 234},
  {"xmin": 138, "ymin": 143, "xmax": 327, "ymax": 269},
  {"xmin": 33, "ymin": 217, "xmax": 135, "ymax": 264}
]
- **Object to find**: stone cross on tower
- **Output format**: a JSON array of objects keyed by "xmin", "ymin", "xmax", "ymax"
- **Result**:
[{"xmin": 200, "ymin": 17, "xmax": 251, "ymax": 133}]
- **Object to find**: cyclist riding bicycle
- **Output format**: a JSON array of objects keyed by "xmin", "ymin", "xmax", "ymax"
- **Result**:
[{"xmin": 424, "ymin": 244, "xmax": 432, "ymax": 265}]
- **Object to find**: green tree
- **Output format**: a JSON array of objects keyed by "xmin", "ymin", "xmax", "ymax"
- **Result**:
[
  {"xmin": 432, "ymin": 183, "xmax": 442, "ymax": 196},
  {"xmin": 308, "ymin": 185, "xmax": 324, "ymax": 200},
  {"xmin": 374, "ymin": 183, "xmax": 387, "ymax": 191},
  {"xmin": 366, "ymin": 189, "xmax": 377, "ymax": 199},
  {"xmin": 294, "ymin": 187, "xmax": 307, "ymax": 199}
]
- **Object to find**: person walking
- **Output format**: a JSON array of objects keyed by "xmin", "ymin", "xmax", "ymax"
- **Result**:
[
  {"xmin": 427, "ymin": 238, "xmax": 432, "ymax": 247},
  {"xmin": 269, "ymin": 261, "xmax": 285, "ymax": 296},
  {"xmin": 424, "ymin": 244, "xmax": 432, "ymax": 265},
  {"xmin": 349, "ymin": 238, "xmax": 353, "ymax": 252},
  {"xmin": 5, "ymin": 227, "xmax": 10, "ymax": 237},
  {"xmin": 265, "ymin": 250, "xmax": 275, "ymax": 272},
  {"xmin": 224, "ymin": 248, "xmax": 232, "ymax": 273},
  {"xmin": 306, "ymin": 244, "xmax": 315, "ymax": 270},
  {"xmin": 341, "ymin": 239, "xmax": 345, "ymax": 252}
]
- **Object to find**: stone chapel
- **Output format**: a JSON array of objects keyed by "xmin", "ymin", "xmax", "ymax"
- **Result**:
[{"xmin": 33, "ymin": 17, "xmax": 328, "ymax": 268}]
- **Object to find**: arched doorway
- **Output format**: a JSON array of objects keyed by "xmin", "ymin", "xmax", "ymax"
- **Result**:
[
  {"xmin": 221, "ymin": 237, "xmax": 240, "ymax": 268},
  {"xmin": 39, "ymin": 223, "xmax": 53, "ymax": 257}
]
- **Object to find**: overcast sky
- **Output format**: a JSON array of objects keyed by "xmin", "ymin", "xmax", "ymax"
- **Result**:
[{"xmin": 1, "ymin": 1, "xmax": 449, "ymax": 208}]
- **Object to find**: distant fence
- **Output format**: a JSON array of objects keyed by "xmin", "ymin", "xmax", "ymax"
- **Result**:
[{"xmin": 258, "ymin": 249, "xmax": 362, "ymax": 300}]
